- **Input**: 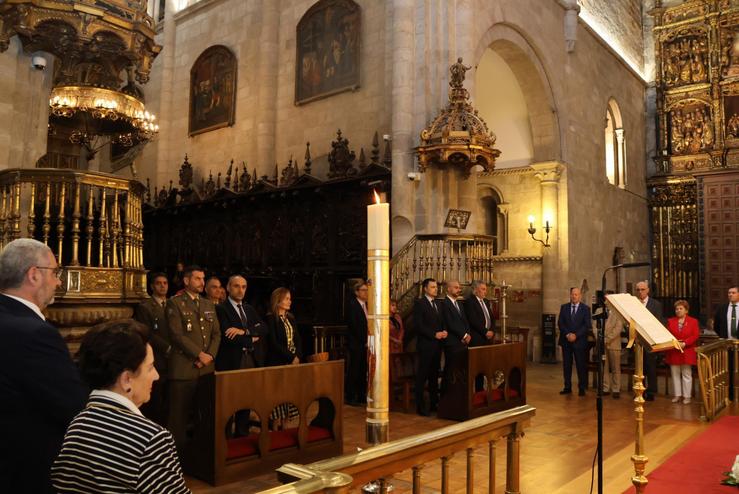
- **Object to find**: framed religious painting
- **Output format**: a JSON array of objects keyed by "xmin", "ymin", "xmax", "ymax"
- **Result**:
[
  {"xmin": 295, "ymin": 0, "xmax": 361, "ymax": 105},
  {"xmin": 189, "ymin": 45, "xmax": 237, "ymax": 136}
]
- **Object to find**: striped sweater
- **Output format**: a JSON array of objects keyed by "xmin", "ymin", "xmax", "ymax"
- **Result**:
[{"xmin": 51, "ymin": 394, "xmax": 190, "ymax": 493}]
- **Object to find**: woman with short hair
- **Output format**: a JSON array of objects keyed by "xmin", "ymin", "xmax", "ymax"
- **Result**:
[
  {"xmin": 51, "ymin": 319, "xmax": 190, "ymax": 493},
  {"xmin": 665, "ymin": 300, "xmax": 700, "ymax": 405}
]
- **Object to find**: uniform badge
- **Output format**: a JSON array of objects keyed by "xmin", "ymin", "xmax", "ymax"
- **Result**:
[{"xmin": 186, "ymin": 321, "xmax": 192, "ymax": 332}]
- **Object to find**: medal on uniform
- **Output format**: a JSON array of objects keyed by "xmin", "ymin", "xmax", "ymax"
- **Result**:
[{"xmin": 186, "ymin": 320, "xmax": 192, "ymax": 332}]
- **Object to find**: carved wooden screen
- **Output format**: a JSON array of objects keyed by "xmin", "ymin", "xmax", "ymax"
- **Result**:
[
  {"xmin": 697, "ymin": 170, "xmax": 739, "ymax": 315},
  {"xmin": 648, "ymin": 178, "xmax": 699, "ymax": 313}
]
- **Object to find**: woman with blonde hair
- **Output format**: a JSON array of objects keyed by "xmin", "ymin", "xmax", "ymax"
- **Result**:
[{"xmin": 665, "ymin": 299, "xmax": 699, "ymax": 404}]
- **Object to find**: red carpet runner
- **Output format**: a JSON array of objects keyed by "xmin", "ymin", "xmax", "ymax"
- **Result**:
[{"xmin": 623, "ymin": 415, "xmax": 739, "ymax": 494}]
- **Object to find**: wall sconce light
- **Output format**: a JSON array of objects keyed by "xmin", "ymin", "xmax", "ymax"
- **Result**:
[{"xmin": 527, "ymin": 215, "xmax": 551, "ymax": 247}]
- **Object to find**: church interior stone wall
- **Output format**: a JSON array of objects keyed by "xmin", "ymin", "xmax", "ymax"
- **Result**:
[{"xmin": 138, "ymin": 0, "xmax": 391, "ymax": 189}]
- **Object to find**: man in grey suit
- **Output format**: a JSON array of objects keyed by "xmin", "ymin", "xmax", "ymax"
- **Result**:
[{"xmin": 635, "ymin": 281, "xmax": 665, "ymax": 401}]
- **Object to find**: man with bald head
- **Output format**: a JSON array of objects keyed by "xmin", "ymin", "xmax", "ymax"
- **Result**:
[
  {"xmin": 558, "ymin": 287, "xmax": 592, "ymax": 396},
  {"xmin": 0, "ymin": 239, "xmax": 87, "ymax": 493},
  {"xmin": 635, "ymin": 281, "xmax": 665, "ymax": 401},
  {"xmin": 215, "ymin": 275, "xmax": 266, "ymax": 371}
]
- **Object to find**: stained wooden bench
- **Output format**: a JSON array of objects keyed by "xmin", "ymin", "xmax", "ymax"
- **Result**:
[{"xmin": 184, "ymin": 360, "xmax": 344, "ymax": 486}]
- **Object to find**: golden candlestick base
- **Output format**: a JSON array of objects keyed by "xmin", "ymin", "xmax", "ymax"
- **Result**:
[{"xmin": 366, "ymin": 248, "xmax": 390, "ymax": 445}]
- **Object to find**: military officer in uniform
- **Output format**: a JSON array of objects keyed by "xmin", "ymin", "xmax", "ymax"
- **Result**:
[
  {"xmin": 134, "ymin": 272, "xmax": 171, "ymax": 426},
  {"xmin": 166, "ymin": 265, "xmax": 221, "ymax": 454}
]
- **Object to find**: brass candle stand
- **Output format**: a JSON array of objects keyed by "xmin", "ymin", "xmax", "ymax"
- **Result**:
[{"xmin": 366, "ymin": 247, "xmax": 390, "ymax": 445}]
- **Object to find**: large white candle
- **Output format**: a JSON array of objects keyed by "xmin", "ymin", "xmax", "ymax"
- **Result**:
[{"xmin": 367, "ymin": 191, "xmax": 389, "ymax": 250}]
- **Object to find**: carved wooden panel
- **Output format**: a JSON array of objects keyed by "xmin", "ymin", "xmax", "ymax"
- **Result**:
[
  {"xmin": 143, "ymin": 168, "xmax": 390, "ymax": 330},
  {"xmin": 700, "ymin": 171, "xmax": 739, "ymax": 315}
]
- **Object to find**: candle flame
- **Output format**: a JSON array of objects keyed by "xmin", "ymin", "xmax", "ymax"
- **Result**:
[{"xmin": 373, "ymin": 190, "xmax": 381, "ymax": 204}]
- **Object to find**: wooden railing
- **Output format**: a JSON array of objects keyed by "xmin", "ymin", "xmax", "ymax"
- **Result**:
[
  {"xmin": 390, "ymin": 234, "xmax": 495, "ymax": 316},
  {"xmin": 696, "ymin": 339, "xmax": 731, "ymax": 421},
  {"xmin": 259, "ymin": 404, "xmax": 535, "ymax": 494}
]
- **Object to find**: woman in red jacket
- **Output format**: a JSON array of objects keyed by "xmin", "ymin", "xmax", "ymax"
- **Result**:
[{"xmin": 665, "ymin": 299, "xmax": 700, "ymax": 404}]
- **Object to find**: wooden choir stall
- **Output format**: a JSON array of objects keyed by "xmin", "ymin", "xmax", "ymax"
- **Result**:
[
  {"xmin": 437, "ymin": 342, "xmax": 527, "ymax": 421},
  {"xmin": 184, "ymin": 360, "xmax": 344, "ymax": 486}
]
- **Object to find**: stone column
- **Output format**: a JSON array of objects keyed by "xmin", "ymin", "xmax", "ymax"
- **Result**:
[
  {"xmin": 615, "ymin": 128, "xmax": 626, "ymax": 186},
  {"xmin": 256, "ymin": 0, "xmax": 279, "ymax": 173},
  {"xmin": 390, "ymin": 0, "xmax": 416, "ymax": 253},
  {"xmin": 531, "ymin": 161, "xmax": 563, "ymax": 316},
  {"xmin": 154, "ymin": 0, "xmax": 177, "ymax": 187}
]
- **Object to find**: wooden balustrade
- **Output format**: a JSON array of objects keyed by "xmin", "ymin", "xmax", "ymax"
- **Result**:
[
  {"xmin": 313, "ymin": 325, "xmax": 348, "ymax": 360},
  {"xmin": 390, "ymin": 234, "xmax": 496, "ymax": 304},
  {"xmin": 0, "ymin": 169, "xmax": 146, "ymax": 270},
  {"xmin": 265, "ymin": 404, "xmax": 535, "ymax": 494},
  {"xmin": 696, "ymin": 339, "xmax": 732, "ymax": 421}
]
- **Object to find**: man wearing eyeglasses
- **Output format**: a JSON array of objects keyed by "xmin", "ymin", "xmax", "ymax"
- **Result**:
[{"xmin": 0, "ymin": 238, "xmax": 87, "ymax": 494}]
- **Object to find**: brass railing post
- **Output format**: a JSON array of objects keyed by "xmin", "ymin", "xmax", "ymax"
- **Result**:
[
  {"xmin": 504, "ymin": 431, "xmax": 521, "ymax": 494},
  {"xmin": 489, "ymin": 440, "xmax": 496, "ymax": 494},
  {"xmin": 27, "ymin": 182, "xmax": 36, "ymax": 238},
  {"xmin": 99, "ymin": 188, "xmax": 107, "ymax": 267},
  {"xmin": 441, "ymin": 455, "xmax": 452, "ymax": 494},
  {"xmin": 85, "ymin": 186, "xmax": 94, "ymax": 266},
  {"xmin": 56, "ymin": 183, "xmax": 66, "ymax": 262},
  {"xmin": 412, "ymin": 465, "xmax": 422, "ymax": 494},
  {"xmin": 467, "ymin": 447, "xmax": 474, "ymax": 494},
  {"xmin": 631, "ymin": 343, "xmax": 648, "ymax": 493},
  {"xmin": 42, "ymin": 182, "xmax": 51, "ymax": 245},
  {"xmin": 11, "ymin": 178, "xmax": 21, "ymax": 241},
  {"xmin": 70, "ymin": 182, "xmax": 81, "ymax": 266}
]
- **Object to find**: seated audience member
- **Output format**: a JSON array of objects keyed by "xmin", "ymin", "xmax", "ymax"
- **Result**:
[
  {"xmin": 51, "ymin": 319, "xmax": 190, "ymax": 494},
  {"xmin": 389, "ymin": 299, "xmax": 405, "ymax": 353},
  {"xmin": 665, "ymin": 300, "xmax": 699, "ymax": 404}
]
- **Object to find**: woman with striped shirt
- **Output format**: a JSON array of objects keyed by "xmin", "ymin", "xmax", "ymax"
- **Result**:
[{"xmin": 51, "ymin": 319, "xmax": 190, "ymax": 493}]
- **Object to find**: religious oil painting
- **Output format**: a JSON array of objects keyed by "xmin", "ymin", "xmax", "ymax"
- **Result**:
[
  {"xmin": 189, "ymin": 45, "xmax": 237, "ymax": 136},
  {"xmin": 295, "ymin": 0, "xmax": 361, "ymax": 105}
]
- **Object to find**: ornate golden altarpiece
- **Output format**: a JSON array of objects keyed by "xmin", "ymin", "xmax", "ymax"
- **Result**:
[{"xmin": 651, "ymin": 0, "xmax": 739, "ymax": 315}]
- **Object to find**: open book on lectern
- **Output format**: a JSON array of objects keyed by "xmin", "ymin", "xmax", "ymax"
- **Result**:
[{"xmin": 605, "ymin": 293, "xmax": 682, "ymax": 352}]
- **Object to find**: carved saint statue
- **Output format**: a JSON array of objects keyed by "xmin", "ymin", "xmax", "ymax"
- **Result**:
[
  {"xmin": 727, "ymin": 113, "xmax": 739, "ymax": 138},
  {"xmin": 671, "ymin": 109, "xmax": 685, "ymax": 154},
  {"xmin": 449, "ymin": 57, "xmax": 471, "ymax": 88},
  {"xmin": 691, "ymin": 54, "xmax": 706, "ymax": 83},
  {"xmin": 701, "ymin": 109, "xmax": 714, "ymax": 147},
  {"xmin": 679, "ymin": 53, "xmax": 692, "ymax": 83}
]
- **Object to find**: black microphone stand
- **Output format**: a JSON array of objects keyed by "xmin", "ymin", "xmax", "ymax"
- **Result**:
[{"xmin": 594, "ymin": 262, "xmax": 650, "ymax": 494}]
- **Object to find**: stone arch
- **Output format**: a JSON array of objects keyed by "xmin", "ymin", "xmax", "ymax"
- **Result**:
[
  {"xmin": 473, "ymin": 23, "xmax": 562, "ymax": 163},
  {"xmin": 392, "ymin": 215, "xmax": 413, "ymax": 253},
  {"xmin": 477, "ymin": 185, "xmax": 506, "ymax": 254},
  {"xmin": 605, "ymin": 97, "xmax": 626, "ymax": 187}
]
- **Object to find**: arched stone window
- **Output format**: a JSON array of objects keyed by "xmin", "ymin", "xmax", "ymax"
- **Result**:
[
  {"xmin": 605, "ymin": 98, "xmax": 626, "ymax": 188},
  {"xmin": 478, "ymin": 186, "xmax": 507, "ymax": 255}
]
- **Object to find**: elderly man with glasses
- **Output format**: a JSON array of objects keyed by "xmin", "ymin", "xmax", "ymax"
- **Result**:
[{"xmin": 0, "ymin": 238, "xmax": 88, "ymax": 494}]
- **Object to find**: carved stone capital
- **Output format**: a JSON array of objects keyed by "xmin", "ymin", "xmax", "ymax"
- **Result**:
[{"xmin": 531, "ymin": 161, "xmax": 564, "ymax": 184}]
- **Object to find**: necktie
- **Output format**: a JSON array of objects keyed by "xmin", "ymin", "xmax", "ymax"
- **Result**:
[
  {"xmin": 237, "ymin": 303, "xmax": 247, "ymax": 326},
  {"xmin": 161, "ymin": 300, "xmax": 166, "ymax": 308},
  {"xmin": 731, "ymin": 304, "xmax": 737, "ymax": 338},
  {"xmin": 454, "ymin": 300, "xmax": 461, "ymax": 314},
  {"xmin": 571, "ymin": 304, "xmax": 576, "ymax": 316},
  {"xmin": 480, "ymin": 298, "xmax": 491, "ymax": 329}
]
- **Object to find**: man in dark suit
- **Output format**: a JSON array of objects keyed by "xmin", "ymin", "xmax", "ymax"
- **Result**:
[
  {"xmin": 215, "ymin": 274, "xmax": 266, "ymax": 371},
  {"xmin": 713, "ymin": 285, "xmax": 739, "ymax": 399},
  {"xmin": 134, "ymin": 272, "xmax": 171, "ymax": 425},
  {"xmin": 463, "ymin": 279, "xmax": 495, "ymax": 346},
  {"xmin": 345, "ymin": 281, "xmax": 369, "ymax": 405},
  {"xmin": 439, "ymin": 280, "xmax": 472, "ymax": 399},
  {"xmin": 0, "ymin": 238, "xmax": 88, "ymax": 494},
  {"xmin": 635, "ymin": 281, "xmax": 666, "ymax": 401},
  {"xmin": 558, "ymin": 287, "xmax": 592, "ymax": 396},
  {"xmin": 413, "ymin": 278, "xmax": 447, "ymax": 416}
]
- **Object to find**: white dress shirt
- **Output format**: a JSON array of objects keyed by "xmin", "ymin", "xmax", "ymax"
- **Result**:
[{"xmin": 89, "ymin": 389, "xmax": 141, "ymax": 416}]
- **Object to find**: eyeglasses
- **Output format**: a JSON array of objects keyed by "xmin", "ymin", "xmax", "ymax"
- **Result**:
[{"xmin": 35, "ymin": 266, "xmax": 64, "ymax": 280}]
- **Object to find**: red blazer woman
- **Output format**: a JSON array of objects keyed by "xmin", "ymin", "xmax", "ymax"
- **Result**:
[{"xmin": 665, "ymin": 315, "xmax": 699, "ymax": 366}]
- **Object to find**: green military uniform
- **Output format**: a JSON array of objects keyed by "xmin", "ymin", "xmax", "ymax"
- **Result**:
[
  {"xmin": 166, "ymin": 292, "xmax": 220, "ymax": 453},
  {"xmin": 134, "ymin": 297, "xmax": 171, "ymax": 425}
]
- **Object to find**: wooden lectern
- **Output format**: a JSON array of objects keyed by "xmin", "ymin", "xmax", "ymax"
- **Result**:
[{"xmin": 606, "ymin": 294, "xmax": 681, "ymax": 493}]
